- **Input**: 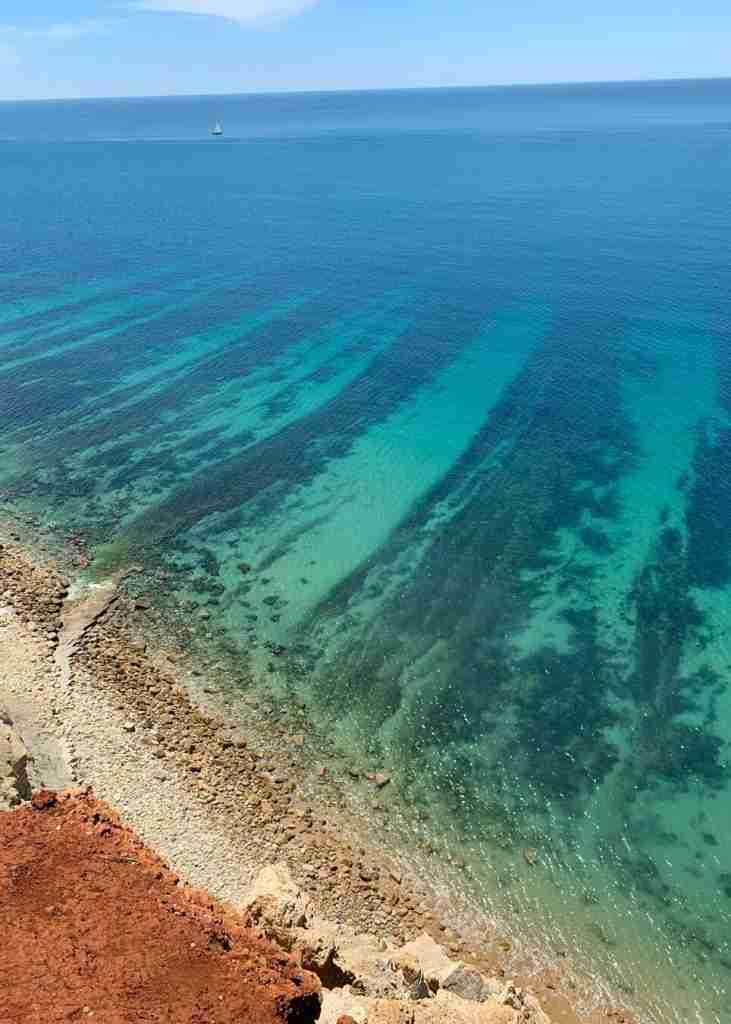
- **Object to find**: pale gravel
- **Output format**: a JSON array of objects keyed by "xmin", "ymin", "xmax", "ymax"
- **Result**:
[{"xmin": 0, "ymin": 604, "xmax": 265, "ymax": 908}]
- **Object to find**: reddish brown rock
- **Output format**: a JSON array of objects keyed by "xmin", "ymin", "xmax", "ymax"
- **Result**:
[{"xmin": 0, "ymin": 789, "xmax": 321, "ymax": 1024}]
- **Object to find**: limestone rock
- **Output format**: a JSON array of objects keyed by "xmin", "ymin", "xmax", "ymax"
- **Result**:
[
  {"xmin": 392, "ymin": 933, "xmax": 501, "ymax": 1003},
  {"xmin": 363, "ymin": 989, "xmax": 525, "ymax": 1024},
  {"xmin": 243, "ymin": 862, "xmax": 311, "ymax": 930},
  {"xmin": 383, "ymin": 950, "xmax": 430, "ymax": 1000},
  {"xmin": 421, "ymin": 989, "xmax": 518, "ymax": 1023},
  {"xmin": 295, "ymin": 919, "xmax": 408, "ymax": 999},
  {"xmin": 367, "ymin": 1001, "xmax": 416, "ymax": 1024},
  {"xmin": 423, "ymin": 984, "xmax": 550, "ymax": 1024},
  {"xmin": 294, "ymin": 922, "xmax": 341, "ymax": 975},
  {"xmin": 291, "ymin": 923, "xmax": 527, "ymax": 1013},
  {"xmin": 319, "ymin": 988, "xmax": 368, "ymax": 1024},
  {"xmin": 291, "ymin": 918, "xmax": 349, "ymax": 987},
  {"xmin": 392, "ymin": 933, "xmax": 453, "ymax": 989},
  {"xmin": 0, "ymin": 710, "xmax": 31, "ymax": 810},
  {"xmin": 337, "ymin": 931, "xmax": 399, "ymax": 997},
  {"xmin": 441, "ymin": 962, "xmax": 502, "ymax": 1002},
  {"xmin": 495, "ymin": 984, "xmax": 551, "ymax": 1024}
]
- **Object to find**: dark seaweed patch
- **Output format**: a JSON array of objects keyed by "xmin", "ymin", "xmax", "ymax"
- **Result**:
[
  {"xmin": 687, "ymin": 428, "xmax": 731, "ymax": 588},
  {"xmin": 304, "ymin": 317, "xmax": 634, "ymax": 823}
]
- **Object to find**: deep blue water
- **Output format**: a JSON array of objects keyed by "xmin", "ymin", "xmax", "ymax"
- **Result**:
[{"xmin": 2, "ymin": 80, "xmax": 731, "ymax": 1022}]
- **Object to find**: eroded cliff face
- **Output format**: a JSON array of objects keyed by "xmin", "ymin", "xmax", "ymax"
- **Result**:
[
  {"xmin": 0, "ymin": 790, "xmax": 322, "ymax": 1024},
  {"xmin": 0, "ymin": 787, "xmax": 560, "ymax": 1024}
]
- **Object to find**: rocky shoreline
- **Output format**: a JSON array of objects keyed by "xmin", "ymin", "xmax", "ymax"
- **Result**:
[
  {"xmin": 1, "ymin": 787, "xmax": 557, "ymax": 1024},
  {"xmin": 0, "ymin": 538, "xmax": 635, "ymax": 1024}
]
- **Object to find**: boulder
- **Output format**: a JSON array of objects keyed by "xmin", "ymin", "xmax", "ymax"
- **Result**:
[
  {"xmin": 0, "ymin": 711, "xmax": 31, "ymax": 810},
  {"xmin": 419, "ymin": 989, "xmax": 518, "ymax": 1023},
  {"xmin": 243, "ymin": 862, "xmax": 310, "ymax": 931},
  {"xmin": 521, "ymin": 992, "xmax": 552, "ymax": 1024},
  {"xmin": 367, "ymin": 1001, "xmax": 416, "ymax": 1024},
  {"xmin": 391, "ymin": 933, "xmax": 453, "ymax": 990},
  {"xmin": 365, "ymin": 989, "xmax": 526, "ymax": 1024},
  {"xmin": 292, "ymin": 919, "xmax": 350, "ymax": 987},
  {"xmin": 295, "ymin": 919, "xmax": 409, "ymax": 999},
  {"xmin": 392, "ymin": 933, "xmax": 501, "ymax": 1002},
  {"xmin": 421, "ymin": 985, "xmax": 550, "ymax": 1024},
  {"xmin": 337, "ymin": 931, "xmax": 396, "ymax": 997},
  {"xmin": 242, "ymin": 876, "xmax": 550, "ymax": 1024},
  {"xmin": 383, "ymin": 950, "xmax": 430, "ymax": 1000},
  {"xmin": 319, "ymin": 988, "xmax": 368, "ymax": 1023}
]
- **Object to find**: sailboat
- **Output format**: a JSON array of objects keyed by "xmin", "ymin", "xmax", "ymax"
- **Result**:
[{"xmin": 211, "ymin": 119, "xmax": 223, "ymax": 137}]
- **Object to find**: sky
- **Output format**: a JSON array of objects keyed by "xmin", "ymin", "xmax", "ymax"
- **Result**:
[{"xmin": 0, "ymin": 1, "xmax": 730, "ymax": 101}]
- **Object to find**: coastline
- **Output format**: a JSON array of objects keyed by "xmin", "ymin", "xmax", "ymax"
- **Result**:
[{"xmin": 0, "ymin": 529, "xmax": 635, "ymax": 1024}]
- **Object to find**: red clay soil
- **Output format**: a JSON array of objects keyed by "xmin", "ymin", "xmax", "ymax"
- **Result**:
[{"xmin": 0, "ymin": 790, "xmax": 321, "ymax": 1024}]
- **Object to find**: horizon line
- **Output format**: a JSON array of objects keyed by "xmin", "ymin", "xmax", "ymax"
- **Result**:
[{"xmin": 1, "ymin": 73, "xmax": 730, "ymax": 106}]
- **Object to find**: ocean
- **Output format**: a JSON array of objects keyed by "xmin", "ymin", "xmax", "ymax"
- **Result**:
[{"xmin": 1, "ymin": 79, "xmax": 730, "ymax": 1022}]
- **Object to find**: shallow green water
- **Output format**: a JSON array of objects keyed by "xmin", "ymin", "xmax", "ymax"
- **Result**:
[{"xmin": 2, "ymin": 81, "xmax": 731, "ymax": 1021}]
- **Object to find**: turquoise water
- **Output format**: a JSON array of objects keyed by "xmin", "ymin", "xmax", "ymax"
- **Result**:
[{"xmin": 2, "ymin": 80, "xmax": 731, "ymax": 1021}]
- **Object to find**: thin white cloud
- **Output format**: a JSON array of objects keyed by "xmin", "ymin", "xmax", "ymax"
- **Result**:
[
  {"xmin": 0, "ymin": 19, "xmax": 115, "ymax": 43},
  {"xmin": 40, "ymin": 20, "xmax": 115, "ymax": 41},
  {"xmin": 134, "ymin": 0, "xmax": 319, "ymax": 24}
]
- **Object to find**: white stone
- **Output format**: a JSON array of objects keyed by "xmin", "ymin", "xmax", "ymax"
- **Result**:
[{"xmin": 242, "ymin": 862, "xmax": 310, "ymax": 929}]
